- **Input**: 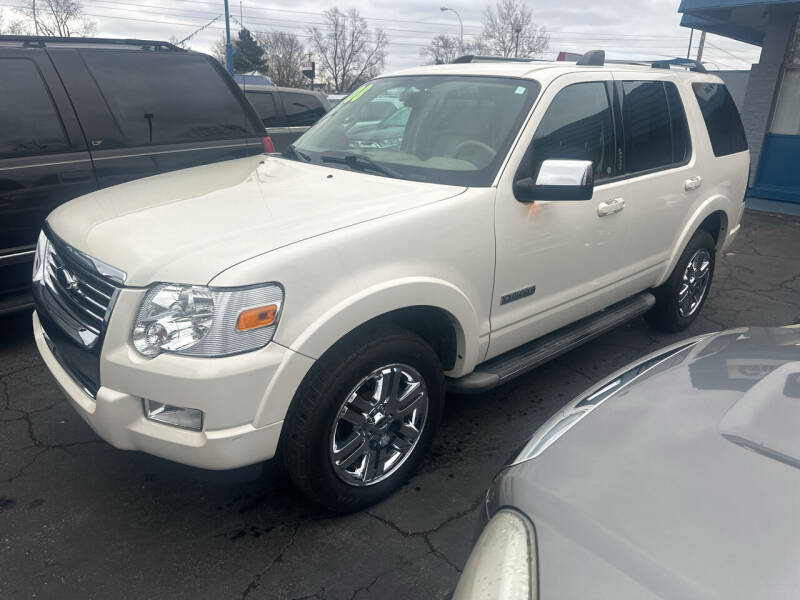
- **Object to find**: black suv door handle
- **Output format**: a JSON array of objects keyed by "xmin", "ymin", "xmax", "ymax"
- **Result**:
[{"xmin": 59, "ymin": 169, "xmax": 93, "ymax": 184}]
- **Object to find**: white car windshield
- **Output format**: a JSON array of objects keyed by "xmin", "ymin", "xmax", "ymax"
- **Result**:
[{"xmin": 288, "ymin": 75, "xmax": 540, "ymax": 186}]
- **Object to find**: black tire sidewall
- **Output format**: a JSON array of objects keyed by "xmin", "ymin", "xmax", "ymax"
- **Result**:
[
  {"xmin": 652, "ymin": 230, "xmax": 716, "ymax": 332},
  {"xmin": 284, "ymin": 328, "xmax": 444, "ymax": 512}
]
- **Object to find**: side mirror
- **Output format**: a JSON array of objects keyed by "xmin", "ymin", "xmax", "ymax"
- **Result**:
[{"xmin": 514, "ymin": 159, "xmax": 594, "ymax": 202}]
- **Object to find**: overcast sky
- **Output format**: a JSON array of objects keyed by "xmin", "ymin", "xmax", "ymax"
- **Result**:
[{"xmin": 7, "ymin": 0, "xmax": 763, "ymax": 71}]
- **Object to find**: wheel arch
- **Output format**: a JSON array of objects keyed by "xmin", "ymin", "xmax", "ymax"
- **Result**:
[
  {"xmin": 655, "ymin": 196, "xmax": 732, "ymax": 287},
  {"xmin": 282, "ymin": 277, "xmax": 482, "ymax": 379}
]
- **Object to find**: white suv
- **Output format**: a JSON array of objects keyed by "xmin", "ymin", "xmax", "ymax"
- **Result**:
[{"xmin": 31, "ymin": 52, "xmax": 749, "ymax": 511}]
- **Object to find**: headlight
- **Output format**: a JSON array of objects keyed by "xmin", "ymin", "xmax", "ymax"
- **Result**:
[
  {"xmin": 453, "ymin": 509, "xmax": 537, "ymax": 600},
  {"xmin": 132, "ymin": 282, "xmax": 283, "ymax": 358}
]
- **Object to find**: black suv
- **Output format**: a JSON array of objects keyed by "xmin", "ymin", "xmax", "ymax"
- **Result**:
[{"xmin": 0, "ymin": 36, "xmax": 267, "ymax": 314}]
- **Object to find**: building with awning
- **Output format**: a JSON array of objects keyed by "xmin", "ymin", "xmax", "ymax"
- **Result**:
[{"xmin": 679, "ymin": 0, "xmax": 800, "ymax": 203}]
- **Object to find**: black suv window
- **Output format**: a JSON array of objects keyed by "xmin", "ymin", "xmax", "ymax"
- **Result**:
[
  {"xmin": 529, "ymin": 81, "xmax": 614, "ymax": 182},
  {"xmin": 281, "ymin": 92, "xmax": 325, "ymax": 127},
  {"xmin": 665, "ymin": 82, "xmax": 691, "ymax": 164},
  {"xmin": 621, "ymin": 80, "xmax": 673, "ymax": 173},
  {"xmin": 0, "ymin": 58, "xmax": 70, "ymax": 158},
  {"xmin": 246, "ymin": 91, "xmax": 280, "ymax": 127},
  {"xmin": 82, "ymin": 51, "xmax": 256, "ymax": 146},
  {"xmin": 692, "ymin": 82, "xmax": 747, "ymax": 157}
]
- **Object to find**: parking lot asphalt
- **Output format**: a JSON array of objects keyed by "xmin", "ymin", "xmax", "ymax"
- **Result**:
[{"xmin": 1, "ymin": 209, "xmax": 799, "ymax": 600}]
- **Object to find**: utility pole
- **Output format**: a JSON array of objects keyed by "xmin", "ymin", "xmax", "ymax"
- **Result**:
[
  {"xmin": 514, "ymin": 26, "xmax": 521, "ymax": 58},
  {"xmin": 33, "ymin": 0, "xmax": 39, "ymax": 35},
  {"xmin": 686, "ymin": 28, "xmax": 694, "ymax": 60},
  {"xmin": 696, "ymin": 30, "xmax": 706, "ymax": 65},
  {"xmin": 224, "ymin": 0, "xmax": 234, "ymax": 75}
]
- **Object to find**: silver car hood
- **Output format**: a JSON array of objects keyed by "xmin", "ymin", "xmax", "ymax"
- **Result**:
[{"xmin": 492, "ymin": 326, "xmax": 800, "ymax": 599}]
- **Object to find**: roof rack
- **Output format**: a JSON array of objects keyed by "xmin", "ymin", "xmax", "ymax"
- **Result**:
[
  {"xmin": 572, "ymin": 49, "xmax": 706, "ymax": 72},
  {"xmin": 0, "ymin": 35, "xmax": 183, "ymax": 51},
  {"xmin": 452, "ymin": 54, "xmax": 550, "ymax": 64}
]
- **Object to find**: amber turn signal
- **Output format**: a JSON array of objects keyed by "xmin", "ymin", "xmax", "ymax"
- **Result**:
[{"xmin": 236, "ymin": 304, "xmax": 278, "ymax": 331}]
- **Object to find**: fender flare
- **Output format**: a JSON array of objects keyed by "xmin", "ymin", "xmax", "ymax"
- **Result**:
[
  {"xmin": 655, "ymin": 194, "xmax": 731, "ymax": 286},
  {"xmin": 285, "ymin": 277, "xmax": 482, "ymax": 377}
]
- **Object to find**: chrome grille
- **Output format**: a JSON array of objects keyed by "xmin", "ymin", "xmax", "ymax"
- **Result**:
[{"xmin": 36, "ymin": 229, "xmax": 124, "ymax": 349}]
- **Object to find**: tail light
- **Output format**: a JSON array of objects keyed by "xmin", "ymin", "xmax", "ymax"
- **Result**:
[{"xmin": 262, "ymin": 136, "xmax": 276, "ymax": 153}]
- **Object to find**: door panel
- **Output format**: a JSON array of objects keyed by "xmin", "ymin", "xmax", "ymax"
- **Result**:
[
  {"xmin": 0, "ymin": 49, "xmax": 96, "ymax": 297},
  {"xmin": 612, "ymin": 76, "xmax": 697, "ymax": 283},
  {"xmin": 489, "ymin": 74, "xmax": 630, "ymax": 359}
]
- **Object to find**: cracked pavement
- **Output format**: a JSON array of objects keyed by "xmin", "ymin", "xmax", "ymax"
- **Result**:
[{"xmin": 1, "ymin": 210, "xmax": 799, "ymax": 599}]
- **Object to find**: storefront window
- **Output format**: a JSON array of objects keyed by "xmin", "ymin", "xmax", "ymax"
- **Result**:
[{"xmin": 770, "ymin": 16, "xmax": 800, "ymax": 135}]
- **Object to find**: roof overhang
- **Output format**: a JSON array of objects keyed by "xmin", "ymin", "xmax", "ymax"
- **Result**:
[{"xmin": 678, "ymin": 0, "xmax": 799, "ymax": 46}]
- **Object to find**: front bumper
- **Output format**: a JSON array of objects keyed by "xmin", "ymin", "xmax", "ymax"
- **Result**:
[{"xmin": 33, "ymin": 309, "xmax": 313, "ymax": 470}]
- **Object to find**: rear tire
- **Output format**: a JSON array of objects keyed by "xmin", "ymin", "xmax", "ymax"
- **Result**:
[
  {"xmin": 645, "ymin": 229, "xmax": 716, "ymax": 333},
  {"xmin": 281, "ymin": 325, "xmax": 444, "ymax": 513}
]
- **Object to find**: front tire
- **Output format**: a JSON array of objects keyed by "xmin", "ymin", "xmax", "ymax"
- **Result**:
[
  {"xmin": 646, "ymin": 229, "xmax": 716, "ymax": 332},
  {"xmin": 281, "ymin": 326, "xmax": 444, "ymax": 513}
]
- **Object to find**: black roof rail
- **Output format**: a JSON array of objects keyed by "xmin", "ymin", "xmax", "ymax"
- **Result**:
[
  {"xmin": 576, "ymin": 49, "xmax": 605, "ymax": 66},
  {"xmin": 651, "ymin": 58, "xmax": 707, "ymax": 72},
  {"xmin": 451, "ymin": 54, "xmax": 549, "ymax": 64},
  {"xmin": 0, "ymin": 35, "xmax": 183, "ymax": 51}
]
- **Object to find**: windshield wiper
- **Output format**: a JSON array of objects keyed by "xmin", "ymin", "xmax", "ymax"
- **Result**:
[
  {"xmin": 283, "ymin": 143, "xmax": 311, "ymax": 162},
  {"xmin": 320, "ymin": 153, "xmax": 405, "ymax": 180}
]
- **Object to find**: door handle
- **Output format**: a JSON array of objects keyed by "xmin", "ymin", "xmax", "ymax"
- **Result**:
[
  {"xmin": 684, "ymin": 176, "xmax": 703, "ymax": 191},
  {"xmin": 597, "ymin": 197, "xmax": 626, "ymax": 217}
]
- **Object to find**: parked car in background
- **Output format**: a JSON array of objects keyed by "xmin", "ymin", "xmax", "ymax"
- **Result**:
[
  {"xmin": 32, "ymin": 52, "xmax": 748, "ymax": 512},
  {"xmin": 455, "ymin": 326, "xmax": 800, "ymax": 599},
  {"xmin": 240, "ymin": 84, "xmax": 330, "ymax": 152},
  {"xmin": 0, "ymin": 36, "xmax": 267, "ymax": 314},
  {"xmin": 327, "ymin": 94, "xmax": 347, "ymax": 107}
]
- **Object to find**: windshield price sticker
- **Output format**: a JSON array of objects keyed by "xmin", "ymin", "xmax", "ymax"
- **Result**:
[{"xmin": 346, "ymin": 83, "xmax": 373, "ymax": 103}]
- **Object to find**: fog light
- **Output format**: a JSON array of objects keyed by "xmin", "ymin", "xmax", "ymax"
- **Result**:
[{"xmin": 144, "ymin": 400, "xmax": 203, "ymax": 431}]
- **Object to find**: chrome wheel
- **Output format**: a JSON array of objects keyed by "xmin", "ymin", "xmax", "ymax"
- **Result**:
[
  {"xmin": 330, "ymin": 364, "xmax": 429, "ymax": 487},
  {"xmin": 678, "ymin": 248, "xmax": 711, "ymax": 318}
]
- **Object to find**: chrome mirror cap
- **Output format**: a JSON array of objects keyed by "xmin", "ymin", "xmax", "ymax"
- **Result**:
[{"xmin": 535, "ymin": 159, "xmax": 594, "ymax": 187}]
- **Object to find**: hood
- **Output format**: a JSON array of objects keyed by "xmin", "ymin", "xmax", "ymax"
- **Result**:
[
  {"xmin": 47, "ymin": 155, "xmax": 465, "ymax": 286},
  {"xmin": 496, "ymin": 326, "xmax": 800, "ymax": 599}
]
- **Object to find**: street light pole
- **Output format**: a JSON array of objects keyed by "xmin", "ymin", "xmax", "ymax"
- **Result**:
[
  {"xmin": 440, "ymin": 7, "xmax": 463, "ymax": 55},
  {"xmin": 514, "ymin": 26, "xmax": 521, "ymax": 58},
  {"xmin": 224, "ymin": 0, "xmax": 234, "ymax": 75}
]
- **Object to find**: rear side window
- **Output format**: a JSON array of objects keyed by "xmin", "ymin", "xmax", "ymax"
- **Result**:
[
  {"xmin": 281, "ymin": 92, "xmax": 325, "ymax": 127},
  {"xmin": 82, "ymin": 51, "xmax": 257, "ymax": 147},
  {"xmin": 246, "ymin": 91, "xmax": 280, "ymax": 127},
  {"xmin": 0, "ymin": 58, "xmax": 70, "ymax": 158},
  {"xmin": 622, "ymin": 80, "xmax": 672, "ymax": 173},
  {"xmin": 529, "ymin": 82, "xmax": 615, "ymax": 182},
  {"xmin": 665, "ymin": 82, "xmax": 691, "ymax": 163},
  {"xmin": 692, "ymin": 82, "xmax": 747, "ymax": 156}
]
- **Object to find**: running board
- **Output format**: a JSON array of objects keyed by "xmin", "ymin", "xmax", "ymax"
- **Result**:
[{"xmin": 447, "ymin": 292, "xmax": 655, "ymax": 394}]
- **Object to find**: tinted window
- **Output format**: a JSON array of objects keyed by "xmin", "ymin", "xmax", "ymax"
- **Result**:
[
  {"xmin": 246, "ymin": 91, "xmax": 281, "ymax": 127},
  {"xmin": 281, "ymin": 92, "xmax": 325, "ymax": 127},
  {"xmin": 665, "ymin": 82, "xmax": 691, "ymax": 163},
  {"xmin": 82, "ymin": 52, "xmax": 256, "ymax": 146},
  {"xmin": 622, "ymin": 81, "xmax": 672, "ymax": 173},
  {"xmin": 0, "ymin": 59, "xmax": 69, "ymax": 158},
  {"xmin": 692, "ymin": 82, "xmax": 747, "ymax": 156},
  {"xmin": 529, "ymin": 82, "xmax": 614, "ymax": 182}
]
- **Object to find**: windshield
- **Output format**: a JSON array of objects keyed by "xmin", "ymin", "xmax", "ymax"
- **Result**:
[{"xmin": 290, "ymin": 75, "xmax": 540, "ymax": 186}]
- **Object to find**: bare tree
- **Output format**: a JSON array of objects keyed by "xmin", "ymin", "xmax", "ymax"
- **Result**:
[
  {"xmin": 256, "ymin": 31, "xmax": 307, "ymax": 88},
  {"xmin": 17, "ymin": 0, "xmax": 96, "ymax": 37},
  {"xmin": 0, "ymin": 9, "xmax": 29, "ymax": 34},
  {"xmin": 479, "ymin": 0, "xmax": 548, "ymax": 58},
  {"xmin": 420, "ymin": 34, "xmax": 461, "ymax": 65},
  {"xmin": 306, "ymin": 8, "xmax": 387, "ymax": 93}
]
